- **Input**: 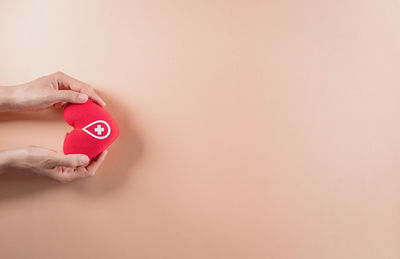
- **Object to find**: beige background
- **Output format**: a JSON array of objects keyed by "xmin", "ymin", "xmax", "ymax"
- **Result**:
[{"xmin": 0, "ymin": 0, "xmax": 400, "ymax": 258}]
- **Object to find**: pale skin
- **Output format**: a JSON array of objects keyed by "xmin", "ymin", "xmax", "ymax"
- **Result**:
[{"xmin": 0, "ymin": 72, "xmax": 107, "ymax": 183}]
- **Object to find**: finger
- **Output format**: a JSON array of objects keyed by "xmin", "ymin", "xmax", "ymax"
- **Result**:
[
  {"xmin": 80, "ymin": 87, "xmax": 106, "ymax": 108},
  {"xmin": 90, "ymin": 91, "xmax": 106, "ymax": 107},
  {"xmin": 48, "ymin": 154, "xmax": 90, "ymax": 168},
  {"xmin": 51, "ymin": 90, "xmax": 88, "ymax": 104},
  {"xmin": 51, "ymin": 167, "xmax": 91, "ymax": 183},
  {"xmin": 54, "ymin": 72, "xmax": 106, "ymax": 107},
  {"xmin": 86, "ymin": 150, "xmax": 108, "ymax": 176}
]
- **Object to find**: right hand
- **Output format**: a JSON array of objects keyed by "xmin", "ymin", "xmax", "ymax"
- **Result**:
[{"xmin": 0, "ymin": 146, "xmax": 107, "ymax": 183}]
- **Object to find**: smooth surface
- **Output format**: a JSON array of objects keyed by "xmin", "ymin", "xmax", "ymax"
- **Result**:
[
  {"xmin": 63, "ymin": 101, "xmax": 119, "ymax": 158},
  {"xmin": 0, "ymin": 1, "xmax": 400, "ymax": 258}
]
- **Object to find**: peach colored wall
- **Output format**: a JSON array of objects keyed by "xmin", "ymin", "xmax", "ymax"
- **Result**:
[{"xmin": 0, "ymin": 0, "xmax": 399, "ymax": 258}]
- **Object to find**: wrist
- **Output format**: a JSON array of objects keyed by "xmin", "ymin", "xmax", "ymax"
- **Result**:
[
  {"xmin": 0, "ymin": 149, "xmax": 16, "ymax": 172},
  {"xmin": 0, "ymin": 85, "xmax": 26, "ymax": 112},
  {"xmin": 0, "ymin": 86, "xmax": 12, "ymax": 112},
  {"xmin": 0, "ymin": 148, "xmax": 30, "ymax": 172}
]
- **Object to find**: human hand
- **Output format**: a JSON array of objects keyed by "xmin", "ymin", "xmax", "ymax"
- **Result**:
[
  {"xmin": 0, "ymin": 146, "xmax": 107, "ymax": 183},
  {"xmin": 0, "ymin": 72, "xmax": 106, "ymax": 112}
]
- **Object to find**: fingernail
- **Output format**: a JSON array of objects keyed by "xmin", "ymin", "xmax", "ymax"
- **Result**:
[
  {"xmin": 79, "ymin": 155, "xmax": 89, "ymax": 165},
  {"xmin": 78, "ymin": 94, "xmax": 88, "ymax": 102}
]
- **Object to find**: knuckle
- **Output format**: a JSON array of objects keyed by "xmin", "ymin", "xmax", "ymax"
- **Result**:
[
  {"xmin": 25, "ymin": 145, "xmax": 37, "ymax": 153},
  {"xmin": 56, "ymin": 175, "xmax": 71, "ymax": 183},
  {"xmin": 80, "ymin": 84, "xmax": 93, "ymax": 92},
  {"xmin": 53, "ymin": 71, "xmax": 65, "ymax": 77},
  {"xmin": 58, "ymin": 178, "xmax": 69, "ymax": 184},
  {"xmin": 62, "ymin": 178, "xmax": 72, "ymax": 184},
  {"xmin": 75, "ymin": 156, "xmax": 81, "ymax": 166}
]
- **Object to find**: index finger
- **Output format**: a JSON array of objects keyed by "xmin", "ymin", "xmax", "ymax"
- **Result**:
[
  {"xmin": 54, "ymin": 72, "xmax": 106, "ymax": 107},
  {"xmin": 52, "ymin": 166, "xmax": 92, "ymax": 183}
]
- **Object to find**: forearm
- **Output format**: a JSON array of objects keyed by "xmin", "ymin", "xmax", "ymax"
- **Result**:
[
  {"xmin": 0, "ymin": 86, "xmax": 11, "ymax": 112},
  {"xmin": 0, "ymin": 148, "xmax": 32, "ymax": 175}
]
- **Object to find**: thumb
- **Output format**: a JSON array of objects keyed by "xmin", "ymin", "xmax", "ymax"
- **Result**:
[
  {"xmin": 48, "ymin": 154, "xmax": 90, "ymax": 168},
  {"xmin": 51, "ymin": 90, "xmax": 88, "ymax": 104}
]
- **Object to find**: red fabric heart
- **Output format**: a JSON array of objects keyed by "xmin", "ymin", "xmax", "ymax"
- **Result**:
[{"xmin": 63, "ymin": 101, "xmax": 119, "ymax": 158}]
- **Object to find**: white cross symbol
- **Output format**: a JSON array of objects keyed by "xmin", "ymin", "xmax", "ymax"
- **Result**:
[{"xmin": 94, "ymin": 124, "xmax": 105, "ymax": 135}]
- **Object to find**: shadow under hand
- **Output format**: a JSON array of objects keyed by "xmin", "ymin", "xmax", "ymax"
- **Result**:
[{"xmin": 0, "ymin": 93, "xmax": 142, "ymax": 201}]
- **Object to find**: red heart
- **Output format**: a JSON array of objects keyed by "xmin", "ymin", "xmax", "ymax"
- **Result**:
[{"xmin": 63, "ymin": 101, "xmax": 119, "ymax": 158}]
